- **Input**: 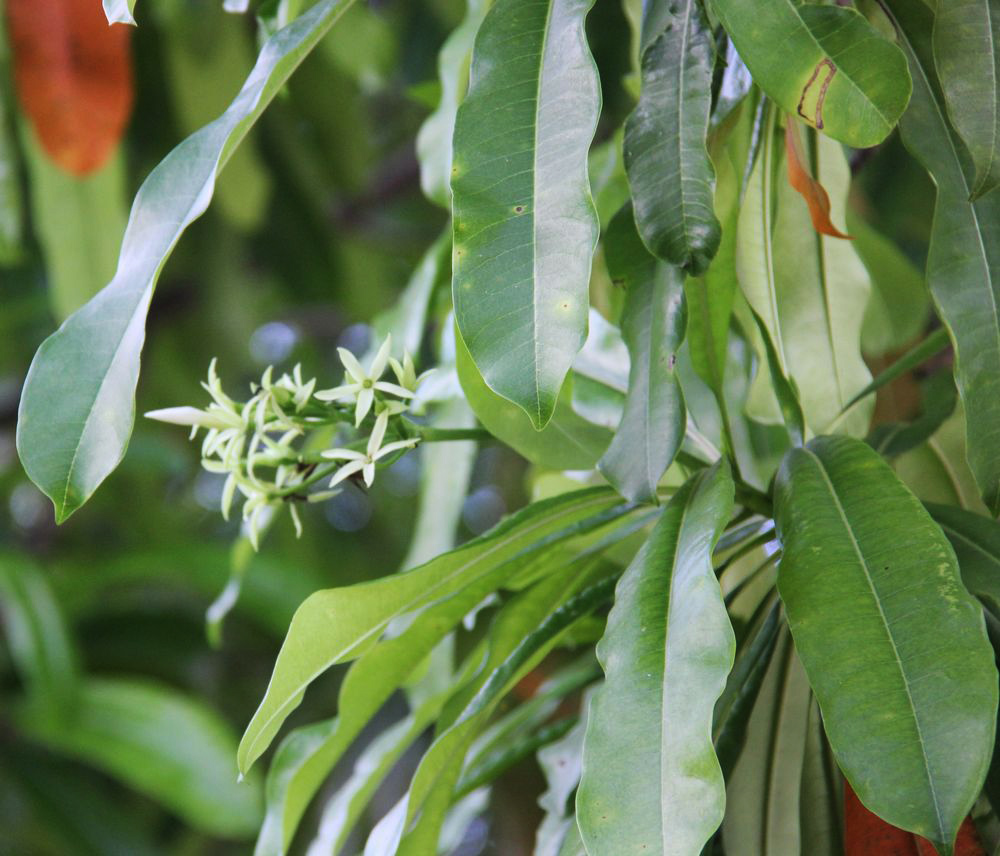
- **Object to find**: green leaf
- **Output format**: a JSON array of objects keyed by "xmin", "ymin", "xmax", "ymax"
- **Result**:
[
  {"xmin": 928, "ymin": 503, "xmax": 1000, "ymax": 617},
  {"xmin": 933, "ymin": 1, "xmax": 1000, "ymax": 199},
  {"xmin": 103, "ymin": 0, "xmax": 136, "ymax": 26},
  {"xmin": 867, "ymin": 370, "xmax": 957, "ymax": 460},
  {"xmin": 850, "ymin": 209, "xmax": 931, "ymax": 358},
  {"xmin": 713, "ymin": 596, "xmax": 782, "ymax": 780},
  {"xmin": 0, "ymin": 555, "xmax": 79, "ymax": 718},
  {"xmin": 798, "ymin": 699, "xmax": 843, "ymax": 856},
  {"xmin": 577, "ymin": 462, "xmax": 735, "ymax": 856},
  {"xmin": 737, "ymin": 112, "xmax": 872, "ymax": 437},
  {"xmin": 774, "ymin": 434, "xmax": 997, "ymax": 854},
  {"xmin": 23, "ymin": 134, "xmax": 127, "ymax": 322},
  {"xmin": 451, "ymin": 0, "xmax": 601, "ymax": 428},
  {"xmin": 685, "ymin": 98, "xmax": 755, "ymax": 402},
  {"xmin": 15, "ymin": 0, "xmax": 358, "ymax": 522},
  {"xmin": 598, "ymin": 205, "xmax": 686, "ymax": 504},
  {"xmin": 18, "ymin": 677, "xmax": 263, "ymax": 838},
  {"xmin": 721, "ymin": 627, "xmax": 811, "ymax": 856},
  {"xmin": 252, "ymin": 568, "xmax": 503, "ymax": 854},
  {"xmin": 624, "ymin": 0, "xmax": 720, "ymax": 273},
  {"xmin": 710, "ymin": 0, "xmax": 911, "ymax": 148},
  {"xmin": 386, "ymin": 570, "xmax": 616, "ymax": 855},
  {"xmin": 456, "ymin": 328, "xmax": 612, "ymax": 470},
  {"xmin": 415, "ymin": 0, "xmax": 492, "ymax": 206},
  {"xmin": 238, "ymin": 486, "xmax": 631, "ymax": 774},
  {"xmin": 893, "ymin": 402, "xmax": 990, "ymax": 514},
  {"xmin": 883, "ymin": 0, "xmax": 1000, "ymax": 514}
]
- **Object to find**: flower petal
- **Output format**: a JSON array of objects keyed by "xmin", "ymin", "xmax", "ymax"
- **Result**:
[{"xmin": 337, "ymin": 347, "xmax": 367, "ymax": 384}]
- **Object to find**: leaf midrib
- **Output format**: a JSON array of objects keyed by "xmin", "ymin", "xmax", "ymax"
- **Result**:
[{"xmin": 800, "ymin": 446, "xmax": 946, "ymax": 838}]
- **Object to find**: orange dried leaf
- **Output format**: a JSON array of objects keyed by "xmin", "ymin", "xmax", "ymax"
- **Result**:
[
  {"xmin": 7, "ymin": 0, "xmax": 133, "ymax": 176},
  {"xmin": 785, "ymin": 117, "xmax": 852, "ymax": 240}
]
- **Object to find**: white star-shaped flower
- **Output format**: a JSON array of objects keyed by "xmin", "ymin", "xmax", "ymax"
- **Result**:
[
  {"xmin": 315, "ymin": 335, "xmax": 414, "ymax": 427},
  {"xmin": 321, "ymin": 410, "xmax": 419, "ymax": 488}
]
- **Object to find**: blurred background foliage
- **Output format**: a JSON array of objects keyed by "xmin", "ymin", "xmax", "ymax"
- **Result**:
[{"xmin": 0, "ymin": 0, "xmax": 940, "ymax": 853}]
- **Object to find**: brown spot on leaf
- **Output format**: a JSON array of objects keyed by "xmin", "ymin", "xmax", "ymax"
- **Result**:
[{"xmin": 797, "ymin": 58, "xmax": 836, "ymax": 130}]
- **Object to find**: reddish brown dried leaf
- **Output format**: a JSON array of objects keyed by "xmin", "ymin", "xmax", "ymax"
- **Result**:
[
  {"xmin": 785, "ymin": 117, "xmax": 852, "ymax": 240},
  {"xmin": 845, "ymin": 782, "xmax": 919, "ymax": 855},
  {"xmin": 846, "ymin": 781, "xmax": 986, "ymax": 856},
  {"xmin": 7, "ymin": 0, "xmax": 133, "ymax": 176}
]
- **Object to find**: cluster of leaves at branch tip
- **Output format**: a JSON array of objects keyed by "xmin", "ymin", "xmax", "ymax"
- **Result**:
[{"xmin": 146, "ymin": 335, "xmax": 425, "ymax": 550}]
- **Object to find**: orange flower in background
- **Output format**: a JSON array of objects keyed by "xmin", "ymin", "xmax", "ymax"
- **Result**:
[{"xmin": 6, "ymin": 0, "xmax": 133, "ymax": 176}]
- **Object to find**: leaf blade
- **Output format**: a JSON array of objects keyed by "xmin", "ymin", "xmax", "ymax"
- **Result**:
[
  {"xmin": 577, "ymin": 462, "xmax": 736, "ymax": 856},
  {"xmin": 15, "ymin": 0, "xmax": 358, "ymax": 521},
  {"xmin": 774, "ymin": 435, "xmax": 997, "ymax": 853},
  {"xmin": 451, "ymin": 0, "xmax": 601, "ymax": 428}
]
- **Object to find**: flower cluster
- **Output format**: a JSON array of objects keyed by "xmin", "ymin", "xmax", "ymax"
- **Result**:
[{"xmin": 146, "ymin": 335, "xmax": 424, "ymax": 549}]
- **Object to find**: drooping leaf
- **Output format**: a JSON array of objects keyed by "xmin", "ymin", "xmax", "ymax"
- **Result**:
[
  {"xmin": 844, "ymin": 328, "xmax": 950, "ymax": 413},
  {"xmin": 103, "ymin": 0, "xmax": 136, "ymax": 25},
  {"xmin": 451, "ymin": 0, "xmax": 601, "ymax": 428},
  {"xmin": 159, "ymin": 5, "xmax": 272, "ymax": 232},
  {"xmin": 385, "ymin": 571, "xmax": 616, "ymax": 856},
  {"xmin": 624, "ymin": 0, "xmax": 720, "ymax": 273},
  {"xmin": 0, "ymin": 554, "xmax": 79, "ymax": 718},
  {"xmin": 238, "ymin": 486, "xmax": 631, "ymax": 774},
  {"xmin": 774, "ymin": 435, "xmax": 997, "ymax": 854},
  {"xmin": 18, "ymin": 677, "xmax": 263, "ymax": 838},
  {"xmin": 456, "ymin": 329, "xmax": 612, "ymax": 471},
  {"xmin": 22, "ymin": 132, "xmax": 127, "ymax": 321},
  {"xmin": 850, "ymin": 209, "xmax": 931, "ymax": 358},
  {"xmin": 799, "ymin": 700, "xmax": 843, "ymax": 856},
  {"xmin": 252, "ymin": 566, "xmax": 504, "ymax": 855},
  {"xmin": 577, "ymin": 462, "xmax": 735, "ymax": 856},
  {"xmin": 784, "ymin": 119, "xmax": 850, "ymax": 239},
  {"xmin": 710, "ymin": 0, "xmax": 911, "ymax": 148},
  {"xmin": 737, "ymin": 111, "xmax": 872, "ymax": 437},
  {"xmin": 15, "ymin": 0, "xmax": 358, "ymax": 522},
  {"xmin": 721, "ymin": 625, "xmax": 811, "ymax": 856},
  {"xmin": 7, "ymin": 0, "xmax": 133, "ymax": 175},
  {"xmin": 415, "ymin": 0, "xmax": 491, "ymax": 207},
  {"xmin": 686, "ymin": 97, "xmax": 755, "ymax": 404},
  {"xmin": 598, "ymin": 205, "xmax": 686, "ymax": 504},
  {"xmin": 883, "ymin": 0, "xmax": 1000, "ymax": 515},
  {"xmin": 933, "ymin": 1, "xmax": 1000, "ymax": 199},
  {"xmin": 867, "ymin": 371, "xmax": 957, "ymax": 460}
]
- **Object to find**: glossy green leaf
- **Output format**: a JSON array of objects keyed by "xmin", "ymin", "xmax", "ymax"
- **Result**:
[
  {"xmin": 415, "ymin": 0, "xmax": 491, "ymax": 206},
  {"xmin": 928, "ymin": 503, "xmax": 1000, "ymax": 617},
  {"xmin": 19, "ymin": 677, "xmax": 263, "ymax": 837},
  {"xmin": 722, "ymin": 627, "xmax": 811, "ymax": 856},
  {"xmin": 238, "ymin": 486, "xmax": 630, "ymax": 774},
  {"xmin": 850, "ymin": 209, "xmax": 931, "ymax": 358},
  {"xmin": 577, "ymin": 462, "xmax": 735, "ymax": 856},
  {"xmin": 884, "ymin": 0, "xmax": 1000, "ymax": 514},
  {"xmin": 451, "ymin": 0, "xmax": 600, "ymax": 428},
  {"xmin": 710, "ymin": 0, "xmax": 911, "ymax": 148},
  {"xmin": 933, "ymin": 1, "xmax": 1000, "ymax": 199},
  {"xmin": 385, "ymin": 570, "xmax": 616, "ymax": 855},
  {"xmin": 737, "ymin": 113, "xmax": 872, "ymax": 438},
  {"xmin": 686, "ymin": 99, "xmax": 754, "ymax": 403},
  {"xmin": 15, "ymin": 0, "xmax": 358, "ymax": 522},
  {"xmin": 23, "ymin": 134, "xmax": 127, "ymax": 322},
  {"xmin": 599, "ymin": 205, "xmax": 686, "ymax": 504},
  {"xmin": 252, "ymin": 566, "xmax": 503, "ymax": 854},
  {"xmin": 103, "ymin": 0, "xmax": 136, "ymax": 25},
  {"xmin": 624, "ymin": 0, "xmax": 720, "ymax": 273},
  {"xmin": 456, "ymin": 329, "xmax": 612, "ymax": 470},
  {"xmin": 774, "ymin": 434, "xmax": 997, "ymax": 854},
  {"xmin": 0, "ymin": 555, "xmax": 79, "ymax": 717}
]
